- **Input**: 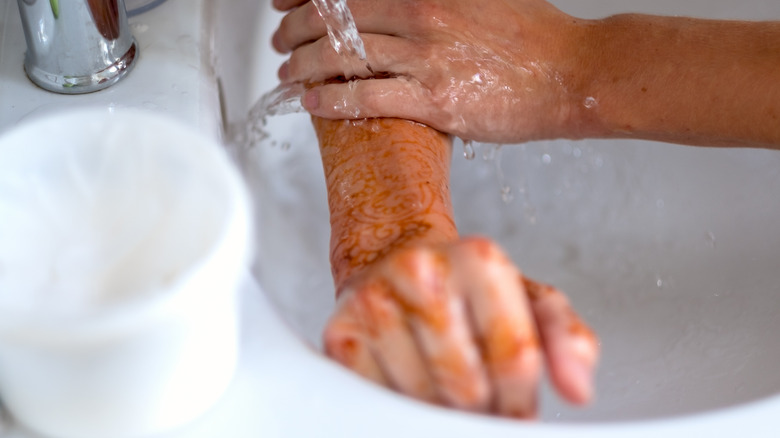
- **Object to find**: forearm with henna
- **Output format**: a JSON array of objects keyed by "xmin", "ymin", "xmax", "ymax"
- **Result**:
[
  {"xmin": 311, "ymin": 117, "xmax": 598, "ymax": 415},
  {"xmin": 312, "ymin": 117, "xmax": 457, "ymax": 291}
]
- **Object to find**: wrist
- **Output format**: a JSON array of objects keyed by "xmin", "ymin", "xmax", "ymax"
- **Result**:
[{"xmin": 553, "ymin": 17, "xmax": 616, "ymax": 140}]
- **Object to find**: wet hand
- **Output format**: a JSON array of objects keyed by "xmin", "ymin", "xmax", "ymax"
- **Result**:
[
  {"xmin": 322, "ymin": 236, "xmax": 599, "ymax": 418},
  {"xmin": 272, "ymin": 0, "xmax": 589, "ymax": 144}
]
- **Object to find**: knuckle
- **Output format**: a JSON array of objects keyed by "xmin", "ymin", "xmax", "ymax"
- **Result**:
[
  {"xmin": 276, "ymin": 16, "xmax": 296, "ymax": 51},
  {"xmin": 457, "ymin": 236, "xmax": 513, "ymax": 270},
  {"xmin": 459, "ymin": 235, "xmax": 497, "ymax": 255},
  {"xmin": 387, "ymin": 246, "xmax": 438, "ymax": 282},
  {"xmin": 402, "ymin": 0, "xmax": 447, "ymax": 31},
  {"xmin": 286, "ymin": 51, "xmax": 303, "ymax": 79},
  {"xmin": 323, "ymin": 332, "xmax": 359, "ymax": 363},
  {"xmin": 303, "ymin": 2, "xmax": 324, "ymax": 29},
  {"xmin": 354, "ymin": 83, "xmax": 379, "ymax": 112},
  {"xmin": 323, "ymin": 314, "xmax": 362, "ymax": 355}
]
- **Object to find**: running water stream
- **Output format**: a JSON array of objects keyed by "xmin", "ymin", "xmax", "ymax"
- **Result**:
[{"xmin": 231, "ymin": 0, "xmax": 370, "ymax": 147}]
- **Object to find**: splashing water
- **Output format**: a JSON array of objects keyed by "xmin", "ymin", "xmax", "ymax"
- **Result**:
[
  {"xmin": 310, "ymin": 0, "xmax": 372, "ymax": 77},
  {"xmin": 230, "ymin": 82, "xmax": 306, "ymax": 147},
  {"xmin": 462, "ymin": 140, "xmax": 476, "ymax": 160},
  {"xmin": 481, "ymin": 143, "xmax": 500, "ymax": 161},
  {"xmin": 231, "ymin": 0, "xmax": 370, "ymax": 148}
]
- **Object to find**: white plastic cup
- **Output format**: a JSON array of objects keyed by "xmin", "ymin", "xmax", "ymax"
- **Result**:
[{"xmin": 0, "ymin": 109, "xmax": 252, "ymax": 438}]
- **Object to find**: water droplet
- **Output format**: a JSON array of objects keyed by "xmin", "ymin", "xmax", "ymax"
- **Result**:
[
  {"xmin": 541, "ymin": 153, "xmax": 552, "ymax": 165},
  {"xmin": 655, "ymin": 275, "xmax": 665, "ymax": 289},
  {"xmin": 525, "ymin": 205, "xmax": 537, "ymax": 224},
  {"xmin": 481, "ymin": 143, "xmax": 501, "ymax": 161},
  {"xmin": 583, "ymin": 96, "xmax": 598, "ymax": 109},
  {"xmin": 705, "ymin": 230, "xmax": 717, "ymax": 249},
  {"xmin": 131, "ymin": 23, "xmax": 149, "ymax": 33},
  {"xmin": 501, "ymin": 185, "xmax": 514, "ymax": 203},
  {"xmin": 281, "ymin": 141, "xmax": 291, "ymax": 151},
  {"xmin": 463, "ymin": 140, "xmax": 475, "ymax": 160}
]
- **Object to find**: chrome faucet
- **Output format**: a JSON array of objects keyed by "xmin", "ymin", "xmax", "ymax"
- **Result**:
[{"xmin": 16, "ymin": 0, "xmax": 138, "ymax": 94}]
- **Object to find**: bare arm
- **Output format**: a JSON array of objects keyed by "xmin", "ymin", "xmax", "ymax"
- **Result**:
[{"xmin": 571, "ymin": 15, "xmax": 780, "ymax": 148}]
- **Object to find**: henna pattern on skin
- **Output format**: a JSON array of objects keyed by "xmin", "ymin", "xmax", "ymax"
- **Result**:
[
  {"xmin": 310, "ymin": 111, "xmax": 598, "ymax": 413},
  {"xmin": 313, "ymin": 117, "xmax": 458, "ymax": 287},
  {"xmin": 335, "ymin": 219, "xmax": 434, "ymax": 273}
]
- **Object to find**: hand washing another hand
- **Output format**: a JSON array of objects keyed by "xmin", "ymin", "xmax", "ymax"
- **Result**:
[
  {"xmin": 274, "ymin": 0, "xmax": 780, "ymax": 148},
  {"xmin": 273, "ymin": 0, "xmax": 581, "ymax": 145}
]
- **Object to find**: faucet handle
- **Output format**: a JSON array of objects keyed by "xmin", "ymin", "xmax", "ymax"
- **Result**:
[{"xmin": 17, "ymin": 0, "xmax": 138, "ymax": 94}]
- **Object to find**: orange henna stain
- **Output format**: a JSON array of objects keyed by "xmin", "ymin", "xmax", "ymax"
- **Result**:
[
  {"xmin": 354, "ymin": 277, "xmax": 406, "ymax": 338},
  {"xmin": 383, "ymin": 247, "xmax": 455, "ymax": 332},
  {"xmin": 427, "ymin": 353, "xmax": 487, "ymax": 407},
  {"xmin": 568, "ymin": 315, "xmax": 597, "ymax": 342},
  {"xmin": 326, "ymin": 336, "xmax": 360, "ymax": 366},
  {"xmin": 332, "ymin": 219, "xmax": 435, "ymax": 282},
  {"xmin": 312, "ymin": 117, "xmax": 458, "ymax": 289},
  {"xmin": 523, "ymin": 277, "xmax": 556, "ymax": 302},
  {"xmin": 481, "ymin": 315, "xmax": 540, "ymax": 367}
]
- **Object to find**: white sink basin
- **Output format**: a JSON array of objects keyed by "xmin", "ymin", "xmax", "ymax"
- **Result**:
[
  {"xmin": 235, "ymin": 0, "xmax": 780, "ymax": 433},
  {"xmin": 2, "ymin": 0, "xmax": 780, "ymax": 436}
]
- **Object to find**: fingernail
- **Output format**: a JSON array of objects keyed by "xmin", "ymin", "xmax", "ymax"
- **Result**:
[
  {"xmin": 303, "ymin": 90, "xmax": 320, "ymax": 111},
  {"xmin": 570, "ymin": 360, "xmax": 595, "ymax": 404}
]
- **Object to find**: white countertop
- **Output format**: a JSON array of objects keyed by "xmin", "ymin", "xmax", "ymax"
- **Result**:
[{"xmin": 0, "ymin": 0, "xmax": 221, "ymax": 137}]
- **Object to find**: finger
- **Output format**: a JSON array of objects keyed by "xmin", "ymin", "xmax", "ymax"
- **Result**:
[
  {"xmin": 272, "ymin": 3, "xmax": 324, "ymax": 53},
  {"xmin": 357, "ymin": 277, "xmax": 438, "ymax": 403},
  {"xmin": 281, "ymin": 34, "xmax": 418, "ymax": 83},
  {"xmin": 323, "ymin": 294, "xmax": 388, "ymax": 386},
  {"xmin": 383, "ymin": 247, "xmax": 491, "ymax": 412},
  {"xmin": 524, "ymin": 278, "xmax": 599, "ymax": 405},
  {"xmin": 453, "ymin": 237, "xmax": 542, "ymax": 418},
  {"xmin": 302, "ymin": 78, "xmax": 444, "ymax": 127},
  {"xmin": 272, "ymin": 0, "xmax": 307, "ymax": 12}
]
